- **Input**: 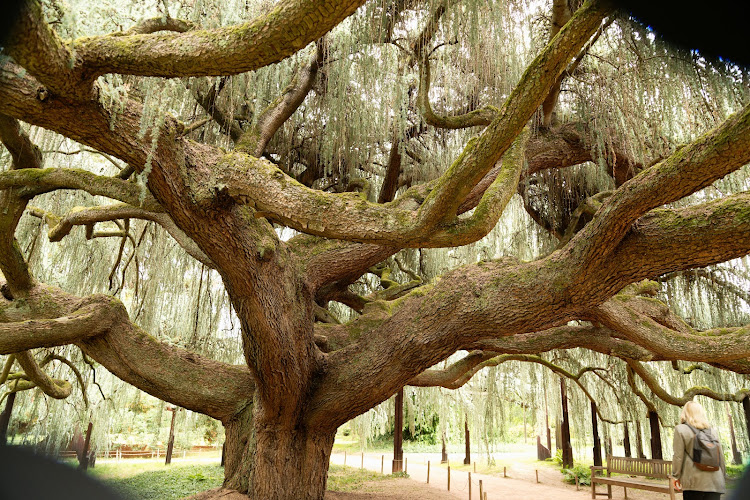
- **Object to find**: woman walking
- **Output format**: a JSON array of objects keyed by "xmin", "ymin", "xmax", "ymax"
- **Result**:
[{"xmin": 672, "ymin": 401, "xmax": 726, "ymax": 499}]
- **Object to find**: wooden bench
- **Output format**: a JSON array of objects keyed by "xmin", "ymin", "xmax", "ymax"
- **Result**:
[{"xmin": 591, "ymin": 456, "xmax": 676, "ymax": 500}]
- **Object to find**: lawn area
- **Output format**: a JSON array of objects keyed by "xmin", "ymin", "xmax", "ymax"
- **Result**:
[
  {"xmin": 91, "ymin": 462, "xmax": 224, "ymax": 499},
  {"xmin": 89, "ymin": 461, "xmax": 394, "ymax": 499}
]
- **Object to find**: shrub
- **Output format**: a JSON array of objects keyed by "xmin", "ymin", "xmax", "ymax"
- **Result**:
[{"xmin": 561, "ymin": 464, "xmax": 592, "ymax": 486}]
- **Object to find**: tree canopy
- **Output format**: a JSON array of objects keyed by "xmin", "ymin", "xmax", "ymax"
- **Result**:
[{"xmin": 1, "ymin": 0, "xmax": 750, "ymax": 498}]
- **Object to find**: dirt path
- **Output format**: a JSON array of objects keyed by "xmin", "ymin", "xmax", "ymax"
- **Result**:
[{"xmin": 328, "ymin": 451, "xmax": 684, "ymax": 500}]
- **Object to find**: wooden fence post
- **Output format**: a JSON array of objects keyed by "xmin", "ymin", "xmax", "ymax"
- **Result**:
[
  {"xmin": 361, "ymin": 452, "xmax": 364, "ymax": 469},
  {"xmin": 479, "ymin": 479, "xmax": 483, "ymax": 500},
  {"xmin": 427, "ymin": 461, "xmax": 430, "ymax": 483},
  {"xmin": 381, "ymin": 455, "xmax": 384, "ymax": 474},
  {"xmin": 448, "ymin": 465, "xmax": 451, "ymax": 491},
  {"xmin": 535, "ymin": 469, "xmax": 539, "ymax": 483},
  {"xmin": 468, "ymin": 472, "xmax": 472, "ymax": 499}
]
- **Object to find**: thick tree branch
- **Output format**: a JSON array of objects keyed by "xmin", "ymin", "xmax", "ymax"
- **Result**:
[
  {"xmin": 0, "ymin": 115, "xmax": 40, "ymax": 295},
  {"xmin": 71, "ymin": 0, "xmax": 367, "ymax": 82},
  {"xmin": 0, "ymin": 283, "xmax": 253, "ymax": 420},
  {"xmin": 3, "ymin": 0, "xmax": 88, "ymax": 99},
  {"xmin": 570, "ymin": 102, "xmax": 750, "ymax": 275}
]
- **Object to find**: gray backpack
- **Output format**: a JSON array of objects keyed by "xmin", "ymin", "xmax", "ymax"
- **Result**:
[{"xmin": 685, "ymin": 424, "xmax": 721, "ymax": 472}]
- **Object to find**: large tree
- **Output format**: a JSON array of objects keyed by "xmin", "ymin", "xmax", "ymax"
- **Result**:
[{"xmin": 2, "ymin": 0, "xmax": 750, "ymax": 498}]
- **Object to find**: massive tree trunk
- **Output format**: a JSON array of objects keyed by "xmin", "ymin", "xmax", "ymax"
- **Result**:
[{"xmin": 221, "ymin": 405, "xmax": 336, "ymax": 499}]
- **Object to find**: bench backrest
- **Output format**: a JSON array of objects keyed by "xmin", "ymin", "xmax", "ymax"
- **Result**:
[{"xmin": 606, "ymin": 456, "xmax": 672, "ymax": 478}]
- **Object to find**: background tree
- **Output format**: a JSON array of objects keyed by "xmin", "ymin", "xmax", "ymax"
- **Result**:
[{"xmin": 1, "ymin": 0, "xmax": 750, "ymax": 499}]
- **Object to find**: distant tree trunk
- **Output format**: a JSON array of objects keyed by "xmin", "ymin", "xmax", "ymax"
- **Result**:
[
  {"xmin": 544, "ymin": 387, "xmax": 552, "ymax": 452},
  {"xmin": 463, "ymin": 417, "xmax": 471, "ymax": 465},
  {"xmin": 0, "ymin": 392, "xmax": 16, "ymax": 445},
  {"xmin": 441, "ymin": 430, "xmax": 448, "ymax": 463},
  {"xmin": 725, "ymin": 402, "xmax": 742, "ymax": 465},
  {"xmin": 523, "ymin": 406, "xmax": 527, "ymax": 444},
  {"xmin": 78, "ymin": 422, "xmax": 93, "ymax": 471},
  {"xmin": 392, "ymin": 389, "xmax": 403, "ymax": 473},
  {"xmin": 647, "ymin": 410, "xmax": 662, "ymax": 460},
  {"xmin": 560, "ymin": 378, "xmax": 573, "ymax": 468},
  {"xmin": 635, "ymin": 420, "xmax": 646, "ymax": 459},
  {"xmin": 591, "ymin": 401, "xmax": 602, "ymax": 466},
  {"xmin": 743, "ymin": 396, "xmax": 750, "ymax": 450},
  {"xmin": 623, "ymin": 422, "xmax": 632, "ymax": 458}
]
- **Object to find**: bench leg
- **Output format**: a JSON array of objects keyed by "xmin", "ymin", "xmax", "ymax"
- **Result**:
[
  {"xmin": 591, "ymin": 481, "xmax": 595, "ymax": 499},
  {"xmin": 607, "ymin": 484, "xmax": 612, "ymax": 499},
  {"xmin": 624, "ymin": 487, "xmax": 627, "ymax": 499}
]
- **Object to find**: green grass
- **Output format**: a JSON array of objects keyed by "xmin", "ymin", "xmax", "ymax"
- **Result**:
[
  {"xmin": 90, "ymin": 462, "xmax": 224, "ymax": 499},
  {"xmin": 726, "ymin": 463, "xmax": 747, "ymax": 479},
  {"xmin": 326, "ymin": 464, "xmax": 397, "ymax": 492},
  {"xmin": 89, "ymin": 461, "xmax": 398, "ymax": 498}
]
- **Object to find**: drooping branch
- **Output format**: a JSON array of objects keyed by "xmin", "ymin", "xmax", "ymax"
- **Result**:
[
  {"xmin": 27, "ymin": 203, "xmax": 214, "ymax": 268},
  {"xmin": 0, "ymin": 283, "xmax": 253, "ymax": 421},
  {"xmin": 408, "ymin": 351, "xmax": 622, "ymax": 423},
  {"xmin": 626, "ymin": 359, "xmax": 750, "ymax": 406},
  {"xmin": 14, "ymin": 351, "xmax": 72, "ymax": 399},
  {"xmin": 310, "ymin": 192, "xmax": 750, "ymax": 427},
  {"xmin": 0, "ymin": 168, "xmax": 162, "ymax": 211},
  {"xmin": 417, "ymin": 55, "xmax": 497, "ymax": 130},
  {"xmin": 591, "ymin": 283, "xmax": 750, "ymax": 363},
  {"xmin": 39, "ymin": 353, "xmax": 89, "ymax": 408}
]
